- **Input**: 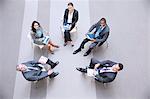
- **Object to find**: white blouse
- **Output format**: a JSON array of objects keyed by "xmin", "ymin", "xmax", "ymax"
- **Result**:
[{"xmin": 67, "ymin": 11, "xmax": 74, "ymax": 23}]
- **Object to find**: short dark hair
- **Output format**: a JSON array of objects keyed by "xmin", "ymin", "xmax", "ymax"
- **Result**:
[
  {"xmin": 118, "ymin": 63, "xmax": 123, "ymax": 70},
  {"xmin": 68, "ymin": 2, "xmax": 74, "ymax": 6},
  {"xmin": 100, "ymin": 18, "xmax": 106, "ymax": 23},
  {"xmin": 31, "ymin": 21, "xmax": 41, "ymax": 33}
]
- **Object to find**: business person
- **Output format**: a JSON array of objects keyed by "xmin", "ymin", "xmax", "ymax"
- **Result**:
[
  {"xmin": 76, "ymin": 58, "xmax": 123, "ymax": 83},
  {"xmin": 73, "ymin": 18, "xmax": 109, "ymax": 56},
  {"xmin": 16, "ymin": 56, "xmax": 59, "ymax": 81},
  {"xmin": 63, "ymin": 2, "xmax": 78, "ymax": 47},
  {"xmin": 31, "ymin": 21, "xmax": 59, "ymax": 54}
]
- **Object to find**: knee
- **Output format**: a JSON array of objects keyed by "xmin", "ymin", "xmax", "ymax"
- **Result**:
[
  {"xmin": 82, "ymin": 38, "xmax": 88, "ymax": 43},
  {"xmin": 89, "ymin": 42, "xmax": 98, "ymax": 49},
  {"xmin": 89, "ymin": 45, "xmax": 95, "ymax": 49},
  {"xmin": 98, "ymin": 42, "xmax": 104, "ymax": 47}
]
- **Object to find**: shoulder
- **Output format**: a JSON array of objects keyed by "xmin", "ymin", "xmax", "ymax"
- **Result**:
[
  {"xmin": 103, "ymin": 25, "xmax": 110, "ymax": 32},
  {"xmin": 74, "ymin": 9, "xmax": 78, "ymax": 13},
  {"xmin": 31, "ymin": 30, "xmax": 35, "ymax": 34},
  {"xmin": 65, "ymin": 9, "xmax": 69, "ymax": 12},
  {"xmin": 105, "ymin": 25, "xmax": 110, "ymax": 30}
]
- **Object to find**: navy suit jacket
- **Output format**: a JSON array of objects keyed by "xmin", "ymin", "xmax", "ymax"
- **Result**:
[
  {"xmin": 95, "ymin": 60, "xmax": 117, "ymax": 83},
  {"xmin": 88, "ymin": 21, "xmax": 110, "ymax": 43},
  {"xmin": 22, "ymin": 61, "xmax": 48, "ymax": 81}
]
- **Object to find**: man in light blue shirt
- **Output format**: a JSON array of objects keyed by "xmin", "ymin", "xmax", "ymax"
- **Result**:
[{"xmin": 73, "ymin": 18, "xmax": 110, "ymax": 56}]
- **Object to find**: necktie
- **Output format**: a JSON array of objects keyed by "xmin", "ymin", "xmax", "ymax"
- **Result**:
[
  {"xmin": 27, "ymin": 67, "xmax": 39, "ymax": 71},
  {"xmin": 99, "ymin": 67, "xmax": 111, "ymax": 73}
]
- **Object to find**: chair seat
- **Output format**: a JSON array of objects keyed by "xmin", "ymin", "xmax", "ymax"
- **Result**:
[{"xmin": 27, "ymin": 33, "xmax": 45, "ymax": 49}]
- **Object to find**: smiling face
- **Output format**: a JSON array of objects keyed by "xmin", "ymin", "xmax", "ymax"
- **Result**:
[
  {"xmin": 68, "ymin": 5, "xmax": 74, "ymax": 12},
  {"xmin": 16, "ymin": 64, "xmax": 27, "ymax": 71},
  {"xmin": 33, "ymin": 22, "xmax": 39, "ymax": 30},
  {"xmin": 100, "ymin": 20, "xmax": 106, "ymax": 27}
]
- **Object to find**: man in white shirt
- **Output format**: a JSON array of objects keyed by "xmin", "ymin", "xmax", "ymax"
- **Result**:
[{"xmin": 76, "ymin": 58, "xmax": 123, "ymax": 83}]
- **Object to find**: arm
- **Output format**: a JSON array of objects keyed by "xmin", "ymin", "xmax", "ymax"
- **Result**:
[
  {"xmin": 36, "ymin": 71, "xmax": 49, "ymax": 80},
  {"xmin": 71, "ymin": 10, "xmax": 78, "ymax": 26},
  {"xmin": 94, "ymin": 63, "xmax": 101, "ymax": 70},
  {"xmin": 43, "ymin": 29, "xmax": 49, "ymax": 36},
  {"xmin": 100, "ymin": 60, "xmax": 116, "ymax": 66},
  {"xmin": 63, "ymin": 9, "xmax": 68, "ymax": 25},
  {"xmin": 23, "ymin": 61, "xmax": 38, "ymax": 65},
  {"xmin": 23, "ymin": 61, "xmax": 43, "ymax": 71},
  {"xmin": 88, "ymin": 23, "xmax": 97, "ymax": 33},
  {"xmin": 22, "ymin": 70, "xmax": 42, "ymax": 81},
  {"xmin": 23, "ymin": 70, "xmax": 48, "ymax": 81},
  {"xmin": 30, "ymin": 32, "xmax": 36, "ymax": 40},
  {"xmin": 95, "ymin": 73, "xmax": 115, "ymax": 83},
  {"xmin": 95, "ymin": 32, "xmax": 109, "ymax": 42}
]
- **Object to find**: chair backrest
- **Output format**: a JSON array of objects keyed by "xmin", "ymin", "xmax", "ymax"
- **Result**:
[{"xmin": 27, "ymin": 33, "xmax": 33, "ymax": 42}]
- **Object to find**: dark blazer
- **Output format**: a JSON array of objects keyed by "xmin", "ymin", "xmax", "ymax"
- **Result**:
[
  {"xmin": 63, "ymin": 9, "xmax": 78, "ymax": 30},
  {"xmin": 95, "ymin": 60, "xmax": 117, "ymax": 83},
  {"xmin": 22, "ymin": 61, "xmax": 48, "ymax": 81},
  {"xmin": 88, "ymin": 21, "xmax": 110, "ymax": 43}
]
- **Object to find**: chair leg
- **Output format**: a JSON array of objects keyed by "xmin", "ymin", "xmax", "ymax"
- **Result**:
[
  {"xmin": 103, "ymin": 83, "xmax": 107, "ymax": 88},
  {"xmin": 31, "ymin": 42, "xmax": 34, "ymax": 48},
  {"xmin": 33, "ymin": 81, "xmax": 38, "ymax": 88}
]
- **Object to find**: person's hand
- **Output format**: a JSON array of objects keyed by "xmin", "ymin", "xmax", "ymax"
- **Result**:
[
  {"xmin": 48, "ymin": 70, "xmax": 53, "ymax": 75},
  {"xmin": 94, "ymin": 63, "xmax": 100, "ymax": 70},
  {"xmin": 93, "ymin": 70, "xmax": 98, "ymax": 76},
  {"xmin": 91, "ymin": 39, "xmax": 96, "ymax": 42}
]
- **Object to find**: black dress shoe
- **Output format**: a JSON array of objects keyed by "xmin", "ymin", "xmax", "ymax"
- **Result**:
[
  {"xmin": 71, "ymin": 44, "xmax": 74, "ymax": 47},
  {"xmin": 76, "ymin": 67, "xmax": 87, "ymax": 73},
  {"xmin": 51, "ymin": 61, "xmax": 59, "ymax": 69},
  {"xmin": 49, "ymin": 72, "xmax": 59, "ymax": 78},
  {"xmin": 76, "ymin": 67, "xmax": 82, "ymax": 72},
  {"xmin": 54, "ymin": 61, "xmax": 59, "ymax": 66},
  {"xmin": 51, "ymin": 51, "xmax": 54, "ymax": 54},
  {"xmin": 73, "ymin": 49, "xmax": 81, "ymax": 54},
  {"xmin": 83, "ymin": 48, "xmax": 92, "ymax": 56},
  {"xmin": 83, "ymin": 52, "xmax": 89, "ymax": 56},
  {"xmin": 64, "ymin": 43, "xmax": 67, "ymax": 46}
]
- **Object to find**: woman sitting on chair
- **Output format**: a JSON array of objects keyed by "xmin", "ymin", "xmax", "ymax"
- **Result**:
[
  {"xmin": 31, "ymin": 21, "xmax": 59, "ymax": 54},
  {"xmin": 63, "ymin": 2, "xmax": 78, "ymax": 47}
]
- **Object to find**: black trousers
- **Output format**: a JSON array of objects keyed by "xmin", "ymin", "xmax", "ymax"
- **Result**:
[
  {"xmin": 88, "ymin": 58, "xmax": 100, "ymax": 69},
  {"xmin": 79, "ymin": 38, "xmax": 105, "ymax": 50},
  {"xmin": 46, "ymin": 59, "xmax": 56, "ymax": 69},
  {"xmin": 64, "ymin": 30, "xmax": 72, "ymax": 42},
  {"xmin": 79, "ymin": 38, "xmax": 91, "ymax": 49}
]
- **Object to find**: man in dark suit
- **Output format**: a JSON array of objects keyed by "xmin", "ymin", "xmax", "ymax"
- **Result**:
[
  {"xmin": 76, "ymin": 58, "xmax": 123, "ymax": 83},
  {"xmin": 63, "ymin": 2, "xmax": 79, "ymax": 47},
  {"xmin": 73, "ymin": 18, "xmax": 109, "ymax": 56},
  {"xmin": 16, "ymin": 57, "xmax": 59, "ymax": 81}
]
